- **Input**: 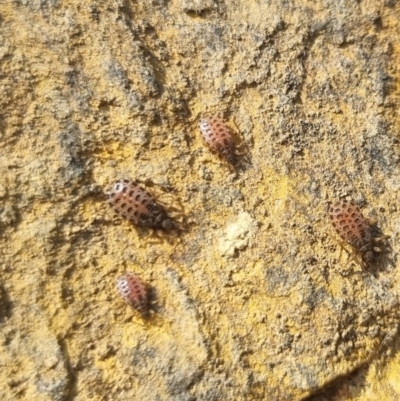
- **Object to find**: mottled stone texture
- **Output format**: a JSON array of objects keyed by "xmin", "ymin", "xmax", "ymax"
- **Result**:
[{"xmin": 1, "ymin": 1, "xmax": 400, "ymax": 400}]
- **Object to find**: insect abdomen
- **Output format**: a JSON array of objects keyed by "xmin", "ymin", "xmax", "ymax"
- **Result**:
[
  {"xmin": 199, "ymin": 114, "xmax": 236, "ymax": 164},
  {"xmin": 107, "ymin": 179, "xmax": 173, "ymax": 230},
  {"xmin": 116, "ymin": 272, "xmax": 150, "ymax": 316}
]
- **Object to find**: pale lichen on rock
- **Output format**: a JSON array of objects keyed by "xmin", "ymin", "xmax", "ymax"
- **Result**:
[{"xmin": 218, "ymin": 211, "xmax": 257, "ymax": 257}]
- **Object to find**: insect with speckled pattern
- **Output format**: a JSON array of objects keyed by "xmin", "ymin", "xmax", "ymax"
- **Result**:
[
  {"xmin": 199, "ymin": 114, "xmax": 238, "ymax": 165},
  {"xmin": 107, "ymin": 179, "xmax": 178, "ymax": 232},
  {"xmin": 329, "ymin": 199, "xmax": 390, "ymax": 268},
  {"xmin": 117, "ymin": 272, "xmax": 151, "ymax": 317}
]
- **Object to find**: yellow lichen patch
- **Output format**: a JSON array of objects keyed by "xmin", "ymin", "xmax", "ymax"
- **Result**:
[{"xmin": 387, "ymin": 357, "xmax": 400, "ymax": 394}]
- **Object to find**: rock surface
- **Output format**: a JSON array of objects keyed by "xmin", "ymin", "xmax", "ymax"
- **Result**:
[{"xmin": 1, "ymin": 1, "xmax": 400, "ymax": 400}]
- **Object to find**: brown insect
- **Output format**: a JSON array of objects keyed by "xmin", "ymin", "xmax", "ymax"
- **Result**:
[
  {"xmin": 106, "ymin": 179, "xmax": 178, "ymax": 232},
  {"xmin": 117, "ymin": 272, "xmax": 151, "ymax": 317},
  {"xmin": 329, "ymin": 199, "xmax": 390, "ymax": 267},
  {"xmin": 199, "ymin": 114, "xmax": 237, "ymax": 165}
]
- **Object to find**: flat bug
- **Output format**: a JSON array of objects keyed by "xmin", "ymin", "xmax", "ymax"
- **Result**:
[
  {"xmin": 329, "ymin": 199, "xmax": 390, "ymax": 268},
  {"xmin": 117, "ymin": 272, "xmax": 151, "ymax": 317},
  {"xmin": 199, "ymin": 114, "xmax": 238, "ymax": 165},
  {"xmin": 106, "ymin": 179, "xmax": 179, "ymax": 233}
]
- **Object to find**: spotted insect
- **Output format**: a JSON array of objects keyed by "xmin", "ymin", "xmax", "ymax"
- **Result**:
[
  {"xmin": 117, "ymin": 272, "xmax": 151, "ymax": 317},
  {"xmin": 107, "ymin": 179, "xmax": 178, "ymax": 231},
  {"xmin": 329, "ymin": 199, "xmax": 390, "ymax": 267},
  {"xmin": 199, "ymin": 114, "xmax": 237, "ymax": 165}
]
